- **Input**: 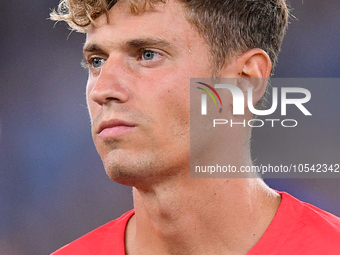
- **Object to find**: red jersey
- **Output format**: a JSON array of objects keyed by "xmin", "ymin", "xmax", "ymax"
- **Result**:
[{"xmin": 52, "ymin": 192, "xmax": 340, "ymax": 254}]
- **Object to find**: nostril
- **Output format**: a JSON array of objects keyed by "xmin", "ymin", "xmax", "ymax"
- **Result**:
[{"xmin": 104, "ymin": 96, "xmax": 121, "ymax": 103}]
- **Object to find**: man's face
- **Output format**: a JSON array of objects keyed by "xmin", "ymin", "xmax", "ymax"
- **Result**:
[{"xmin": 84, "ymin": 0, "xmax": 212, "ymax": 186}]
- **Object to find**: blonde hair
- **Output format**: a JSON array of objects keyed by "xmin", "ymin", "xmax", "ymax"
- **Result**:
[
  {"xmin": 50, "ymin": 0, "xmax": 165, "ymax": 32},
  {"xmin": 51, "ymin": 0, "xmax": 288, "ymax": 71},
  {"xmin": 51, "ymin": 0, "xmax": 289, "ymax": 108}
]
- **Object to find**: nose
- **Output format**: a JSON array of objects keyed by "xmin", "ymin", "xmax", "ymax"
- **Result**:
[{"xmin": 87, "ymin": 55, "xmax": 130, "ymax": 106}]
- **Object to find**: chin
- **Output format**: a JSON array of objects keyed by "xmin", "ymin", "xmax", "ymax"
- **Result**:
[
  {"xmin": 104, "ymin": 161, "xmax": 189, "ymax": 191},
  {"xmin": 105, "ymin": 167, "xmax": 138, "ymax": 187},
  {"xmin": 100, "ymin": 147, "xmax": 189, "ymax": 188},
  {"xmin": 102, "ymin": 153, "xmax": 165, "ymax": 188}
]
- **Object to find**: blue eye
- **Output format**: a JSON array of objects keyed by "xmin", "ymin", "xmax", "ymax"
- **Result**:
[
  {"xmin": 92, "ymin": 58, "xmax": 105, "ymax": 68},
  {"xmin": 142, "ymin": 50, "xmax": 155, "ymax": 60}
]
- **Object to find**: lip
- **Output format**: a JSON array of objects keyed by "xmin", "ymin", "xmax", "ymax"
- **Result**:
[{"xmin": 97, "ymin": 119, "xmax": 136, "ymax": 138}]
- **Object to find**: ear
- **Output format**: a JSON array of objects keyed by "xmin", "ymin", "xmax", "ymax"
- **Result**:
[
  {"xmin": 240, "ymin": 49, "xmax": 272, "ymax": 106},
  {"xmin": 240, "ymin": 49, "xmax": 272, "ymax": 79},
  {"xmin": 220, "ymin": 49, "xmax": 272, "ymax": 106}
]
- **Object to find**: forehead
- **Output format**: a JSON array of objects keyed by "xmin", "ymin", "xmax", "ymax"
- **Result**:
[{"xmin": 84, "ymin": 0, "xmax": 201, "ymax": 49}]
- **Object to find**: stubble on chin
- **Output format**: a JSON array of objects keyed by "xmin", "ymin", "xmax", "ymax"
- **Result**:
[{"xmin": 101, "ymin": 145, "xmax": 169, "ymax": 188}]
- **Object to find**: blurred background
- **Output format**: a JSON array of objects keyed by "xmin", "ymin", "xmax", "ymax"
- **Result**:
[{"xmin": 0, "ymin": 0, "xmax": 339, "ymax": 254}]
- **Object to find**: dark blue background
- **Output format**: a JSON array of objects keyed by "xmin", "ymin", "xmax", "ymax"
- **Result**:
[{"xmin": 0, "ymin": 0, "xmax": 339, "ymax": 254}]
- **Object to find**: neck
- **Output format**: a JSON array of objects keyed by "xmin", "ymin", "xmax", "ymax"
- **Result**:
[{"xmin": 125, "ymin": 173, "xmax": 281, "ymax": 255}]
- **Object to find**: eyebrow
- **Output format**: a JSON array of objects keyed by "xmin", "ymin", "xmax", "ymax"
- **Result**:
[
  {"xmin": 126, "ymin": 38, "xmax": 171, "ymax": 48},
  {"xmin": 83, "ymin": 44, "xmax": 102, "ymax": 54},
  {"xmin": 83, "ymin": 38, "xmax": 173, "ymax": 55}
]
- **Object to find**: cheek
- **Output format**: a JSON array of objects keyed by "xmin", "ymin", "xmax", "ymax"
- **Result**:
[
  {"xmin": 85, "ymin": 81, "xmax": 96, "ymax": 122},
  {"xmin": 158, "ymin": 86, "xmax": 190, "ymax": 138},
  {"xmin": 86, "ymin": 101, "xmax": 96, "ymax": 124}
]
